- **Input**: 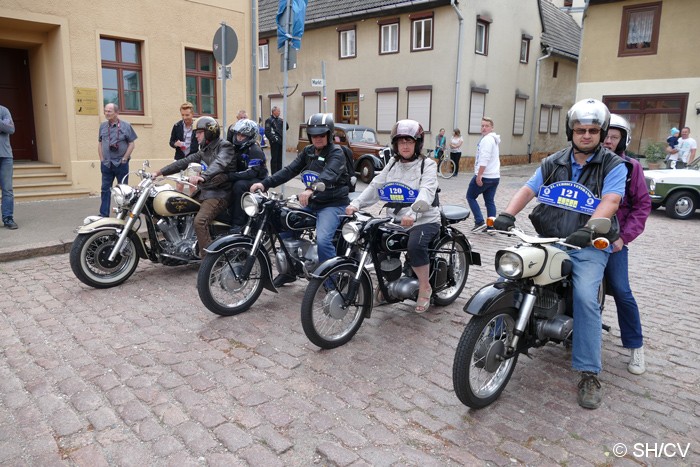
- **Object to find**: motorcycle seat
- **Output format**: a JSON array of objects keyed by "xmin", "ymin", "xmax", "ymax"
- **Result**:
[{"xmin": 441, "ymin": 204, "xmax": 471, "ymax": 224}]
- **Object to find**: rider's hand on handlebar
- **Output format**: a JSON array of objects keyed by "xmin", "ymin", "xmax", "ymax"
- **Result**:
[
  {"xmin": 564, "ymin": 227, "xmax": 593, "ymax": 248},
  {"xmin": 298, "ymin": 189, "xmax": 313, "ymax": 207},
  {"xmin": 188, "ymin": 175, "xmax": 204, "ymax": 186},
  {"xmin": 249, "ymin": 182, "xmax": 265, "ymax": 193},
  {"xmin": 345, "ymin": 205, "xmax": 359, "ymax": 216},
  {"xmin": 150, "ymin": 171, "xmax": 160, "ymax": 179},
  {"xmin": 401, "ymin": 215, "xmax": 415, "ymax": 227},
  {"xmin": 493, "ymin": 212, "xmax": 516, "ymax": 231}
]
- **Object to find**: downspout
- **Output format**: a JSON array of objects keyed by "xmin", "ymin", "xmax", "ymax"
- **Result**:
[
  {"xmin": 450, "ymin": 0, "xmax": 464, "ymax": 131},
  {"xmin": 527, "ymin": 46, "xmax": 552, "ymax": 163},
  {"xmin": 251, "ymin": 0, "xmax": 258, "ymax": 122}
]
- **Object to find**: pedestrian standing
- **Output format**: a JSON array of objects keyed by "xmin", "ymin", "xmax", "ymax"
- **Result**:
[
  {"xmin": 169, "ymin": 102, "xmax": 197, "ymax": 161},
  {"xmin": 467, "ymin": 117, "xmax": 501, "ymax": 232},
  {"xmin": 448, "ymin": 129, "xmax": 463, "ymax": 177},
  {"xmin": 265, "ymin": 106, "xmax": 289, "ymax": 175},
  {"xmin": 0, "ymin": 104, "xmax": 18, "ymax": 229},
  {"xmin": 98, "ymin": 103, "xmax": 137, "ymax": 217}
]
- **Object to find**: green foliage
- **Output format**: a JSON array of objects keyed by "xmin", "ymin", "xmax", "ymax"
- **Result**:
[{"xmin": 643, "ymin": 142, "xmax": 666, "ymax": 163}]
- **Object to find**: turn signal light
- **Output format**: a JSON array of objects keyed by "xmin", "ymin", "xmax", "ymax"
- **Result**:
[
  {"xmin": 592, "ymin": 237, "xmax": 610, "ymax": 250},
  {"xmin": 486, "ymin": 217, "xmax": 496, "ymax": 227}
]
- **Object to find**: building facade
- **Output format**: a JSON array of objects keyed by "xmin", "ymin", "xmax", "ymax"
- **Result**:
[{"xmin": 0, "ymin": 0, "xmax": 252, "ymax": 199}]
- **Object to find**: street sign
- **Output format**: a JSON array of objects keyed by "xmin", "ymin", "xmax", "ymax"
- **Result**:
[
  {"xmin": 217, "ymin": 65, "xmax": 232, "ymax": 80},
  {"xmin": 212, "ymin": 25, "xmax": 238, "ymax": 65},
  {"xmin": 311, "ymin": 79, "xmax": 324, "ymax": 87}
]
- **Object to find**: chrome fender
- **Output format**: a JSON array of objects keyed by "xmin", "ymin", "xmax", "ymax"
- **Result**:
[
  {"xmin": 463, "ymin": 281, "xmax": 523, "ymax": 316},
  {"xmin": 74, "ymin": 220, "xmax": 148, "ymax": 259},
  {"xmin": 205, "ymin": 235, "xmax": 276, "ymax": 293}
]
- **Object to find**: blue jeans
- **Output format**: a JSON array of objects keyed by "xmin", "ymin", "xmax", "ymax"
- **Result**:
[
  {"xmin": 100, "ymin": 161, "xmax": 129, "ymax": 217},
  {"xmin": 281, "ymin": 205, "xmax": 345, "ymax": 265},
  {"xmin": 0, "ymin": 157, "xmax": 14, "ymax": 220},
  {"xmin": 569, "ymin": 246, "xmax": 610, "ymax": 374},
  {"xmin": 604, "ymin": 246, "xmax": 643, "ymax": 349},
  {"xmin": 466, "ymin": 176, "xmax": 499, "ymax": 225}
]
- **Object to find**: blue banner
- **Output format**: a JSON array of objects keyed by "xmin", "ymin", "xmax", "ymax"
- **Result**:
[
  {"xmin": 536, "ymin": 181, "xmax": 600, "ymax": 215},
  {"xmin": 378, "ymin": 183, "xmax": 419, "ymax": 203},
  {"xmin": 277, "ymin": 0, "xmax": 308, "ymax": 50}
]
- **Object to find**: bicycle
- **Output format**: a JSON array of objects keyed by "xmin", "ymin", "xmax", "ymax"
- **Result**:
[{"xmin": 426, "ymin": 148, "xmax": 456, "ymax": 179}]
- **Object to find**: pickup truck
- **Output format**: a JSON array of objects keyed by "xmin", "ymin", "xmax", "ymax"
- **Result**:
[{"xmin": 297, "ymin": 123, "xmax": 390, "ymax": 183}]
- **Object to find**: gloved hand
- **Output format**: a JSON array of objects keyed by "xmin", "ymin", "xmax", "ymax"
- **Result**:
[
  {"xmin": 564, "ymin": 227, "xmax": 593, "ymax": 248},
  {"xmin": 493, "ymin": 213, "xmax": 516, "ymax": 231}
]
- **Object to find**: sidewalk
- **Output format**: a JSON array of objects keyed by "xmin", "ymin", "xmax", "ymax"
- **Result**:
[{"xmin": 0, "ymin": 161, "xmax": 537, "ymax": 263}]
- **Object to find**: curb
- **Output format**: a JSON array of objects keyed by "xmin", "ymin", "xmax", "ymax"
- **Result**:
[{"xmin": 0, "ymin": 240, "xmax": 73, "ymax": 263}]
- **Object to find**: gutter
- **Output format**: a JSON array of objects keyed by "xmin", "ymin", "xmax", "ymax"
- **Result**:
[
  {"xmin": 527, "ymin": 46, "xmax": 552, "ymax": 163},
  {"xmin": 251, "ymin": 0, "xmax": 258, "ymax": 122},
  {"xmin": 450, "ymin": 0, "xmax": 464, "ymax": 131}
]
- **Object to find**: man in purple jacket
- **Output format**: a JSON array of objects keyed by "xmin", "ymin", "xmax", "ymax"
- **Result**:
[{"xmin": 602, "ymin": 114, "xmax": 651, "ymax": 375}]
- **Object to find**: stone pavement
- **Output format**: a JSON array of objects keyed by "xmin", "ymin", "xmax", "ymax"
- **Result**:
[{"xmin": 0, "ymin": 163, "xmax": 698, "ymax": 465}]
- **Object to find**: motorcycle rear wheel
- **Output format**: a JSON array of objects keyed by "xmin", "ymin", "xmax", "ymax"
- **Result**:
[
  {"xmin": 197, "ymin": 245, "xmax": 265, "ymax": 316},
  {"xmin": 70, "ymin": 230, "xmax": 139, "ymax": 288},
  {"xmin": 433, "ymin": 236, "xmax": 471, "ymax": 306},
  {"xmin": 452, "ymin": 308, "xmax": 519, "ymax": 409},
  {"xmin": 300, "ymin": 265, "xmax": 371, "ymax": 349}
]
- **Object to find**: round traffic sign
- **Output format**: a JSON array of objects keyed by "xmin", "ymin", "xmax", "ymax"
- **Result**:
[{"xmin": 212, "ymin": 25, "xmax": 238, "ymax": 65}]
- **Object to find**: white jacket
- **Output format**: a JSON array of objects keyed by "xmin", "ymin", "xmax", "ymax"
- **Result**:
[{"xmin": 474, "ymin": 132, "xmax": 501, "ymax": 178}]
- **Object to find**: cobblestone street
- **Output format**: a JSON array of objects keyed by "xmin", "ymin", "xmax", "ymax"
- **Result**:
[{"xmin": 1, "ymin": 165, "xmax": 698, "ymax": 466}]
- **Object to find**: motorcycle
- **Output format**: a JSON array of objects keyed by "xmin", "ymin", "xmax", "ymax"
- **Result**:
[
  {"xmin": 299, "ymin": 199, "xmax": 482, "ymax": 349},
  {"xmin": 70, "ymin": 161, "xmax": 231, "ymax": 288},
  {"xmin": 196, "ymin": 183, "xmax": 350, "ymax": 316},
  {"xmin": 451, "ymin": 217, "xmax": 611, "ymax": 409}
]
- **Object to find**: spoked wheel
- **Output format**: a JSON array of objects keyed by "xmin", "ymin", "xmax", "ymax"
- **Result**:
[
  {"xmin": 197, "ymin": 245, "xmax": 265, "ymax": 316},
  {"xmin": 438, "ymin": 159, "xmax": 456, "ymax": 179},
  {"xmin": 300, "ymin": 265, "xmax": 371, "ymax": 349},
  {"xmin": 70, "ymin": 230, "xmax": 139, "ymax": 288},
  {"xmin": 453, "ymin": 308, "xmax": 519, "ymax": 409},
  {"xmin": 433, "ymin": 236, "xmax": 471, "ymax": 306}
]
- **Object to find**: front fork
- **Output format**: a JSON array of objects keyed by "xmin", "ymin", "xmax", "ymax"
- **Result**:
[
  {"xmin": 240, "ymin": 227, "xmax": 266, "ymax": 278},
  {"xmin": 506, "ymin": 285, "xmax": 537, "ymax": 355},
  {"xmin": 342, "ymin": 248, "xmax": 370, "ymax": 307}
]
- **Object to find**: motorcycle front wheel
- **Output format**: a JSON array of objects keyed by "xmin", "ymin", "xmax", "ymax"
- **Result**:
[
  {"xmin": 70, "ymin": 230, "xmax": 140, "ymax": 288},
  {"xmin": 197, "ymin": 245, "xmax": 265, "ymax": 316},
  {"xmin": 452, "ymin": 308, "xmax": 519, "ymax": 409},
  {"xmin": 300, "ymin": 265, "xmax": 371, "ymax": 349},
  {"xmin": 433, "ymin": 236, "xmax": 471, "ymax": 306}
]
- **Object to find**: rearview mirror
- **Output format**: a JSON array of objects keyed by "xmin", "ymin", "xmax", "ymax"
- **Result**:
[
  {"xmin": 586, "ymin": 217, "xmax": 611, "ymax": 234},
  {"xmin": 411, "ymin": 199, "xmax": 431, "ymax": 213},
  {"xmin": 312, "ymin": 181, "xmax": 326, "ymax": 192}
]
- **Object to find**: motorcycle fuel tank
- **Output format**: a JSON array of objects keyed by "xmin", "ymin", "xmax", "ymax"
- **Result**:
[
  {"xmin": 153, "ymin": 191, "xmax": 201, "ymax": 217},
  {"xmin": 534, "ymin": 244, "xmax": 571, "ymax": 286}
]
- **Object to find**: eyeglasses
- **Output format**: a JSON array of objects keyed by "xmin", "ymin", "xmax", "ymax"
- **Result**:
[
  {"xmin": 397, "ymin": 137, "xmax": 415, "ymax": 145},
  {"xmin": 573, "ymin": 128, "xmax": 601, "ymax": 136}
]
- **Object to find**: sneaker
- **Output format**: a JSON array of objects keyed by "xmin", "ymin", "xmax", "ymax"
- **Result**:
[
  {"xmin": 3, "ymin": 217, "xmax": 18, "ymax": 230},
  {"xmin": 577, "ymin": 372, "xmax": 602, "ymax": 409},
  {"xmin": 273, "ymin": 273, "xmax": 297, "ymax": 288},
  {"xmin": 627, "ymin": 346, "xmax": 646, "ymax": 375},
  {"xmin": 471, "ymin": 222, "xmax": 485, "ymax": 232}
]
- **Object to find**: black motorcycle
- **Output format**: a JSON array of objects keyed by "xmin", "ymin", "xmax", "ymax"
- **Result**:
[
  {"xmin": 196, "ymin": 184, "xmax": 349, "ymax": 316},
  {"xmin": 300, "ymin": 200, "xmax": 481, "ymax": 349}
]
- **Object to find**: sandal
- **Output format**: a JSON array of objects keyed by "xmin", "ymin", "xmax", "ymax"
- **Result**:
[
  {"xmin": 374, "ymin": 286, "xmax": 387, "ymax": 306},
  {"xmin": 415, "ymin": 287, "xmax": 432, "ymax": 313}
]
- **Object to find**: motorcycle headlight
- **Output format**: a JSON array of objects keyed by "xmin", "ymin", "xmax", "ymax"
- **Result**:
[
  {"xmin": 342, "ymin": 221, "xmax": 362, "ymax": 244},
  {"xmin": 495, "ymin": 251, "xmax": 524, "ymax": 279},
  {"xmin": 111, "ymin": 185, "xmax": 135, "ymax": 207},
  {"xmin": 241, "ymin": 192, "xmax": 260, "ymax": 217}
]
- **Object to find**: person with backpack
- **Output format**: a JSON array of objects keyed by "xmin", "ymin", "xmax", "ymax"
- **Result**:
[
  {"xmin": 345, "ymin": 119, "xmax": 440, "ymax": 313},
  {"xmin": 249, "ymin": 113, "xmax": 349, "ymax": 287}
]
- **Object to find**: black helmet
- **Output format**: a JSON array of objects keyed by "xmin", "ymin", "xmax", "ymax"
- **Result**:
[
  {"xmin": 566, "ymin": 98, "xmax": 610, "ymax": 142},
  {"xmin": 608, "ymin": 114, "xmax": 632, "ymax": 154},
  {"xmin": 306, "ymin": 113, "xmax": 334, "ymax": 145},
  {"xmin": 195, "ymin": 116, "xmax": 221, "ymax": 143},
  {"xmin": 390, "ymin": 119, "xmax": 424, "ymax": 157},
  {"xmin": 231, "ymin": 119, "xmax": 258, "ymax": 151}
]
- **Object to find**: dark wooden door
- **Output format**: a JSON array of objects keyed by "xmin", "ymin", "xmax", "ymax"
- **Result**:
[{"xmin": 0, "ymin": 47, "xmax": 38, "ymax": 161}]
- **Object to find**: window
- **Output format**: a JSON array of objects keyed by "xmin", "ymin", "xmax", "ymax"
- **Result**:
[
  {"xmin": 185, "ymin": 49, "xmax": 217, "ymax": 116},
  {"xmin": 553, "ymin": 61, "xmax": 559, "ymax": 78},
  {"xmin": 513, "ymin": 97, "xmax": 527, "ymax": 135},
  {"xmin": 303, "ymin": 92, "xmax": 320, "ymax": 122},
  {"xmin": 550, "ymin": 107, "xmax": 561, "ymax": 134},
  {"xmin": 100, "ymin": 37, "xmax": 143, "ymax": 114},
  {"xmin": 539, "ymin": 105, "xmax": 551, "ymax": 133},
  {"xmin": 411, "ymin": 15, "xmax": 433, "ymax": 51},
  {"xmin": 475, "ymin": 19, "xmax": 489, "ymax": 55},
  {"xmin": 339, "ymin": 27, "xmax": 356, "ymax": 59},
  {"xmin": 520, "ymin": 35, "xmax": 531, "ymax": 63},
  {"xmin": 618, "ymin": 2, "xmax": 662, "ymax": 57},
  {"xmin": 564, "ymin": 1, "xmax": 573, "ymax": 7},
  {"xmin": 258, "ymin": 41, "xmax": 269, "ymax": 70},
  {"xmin": 407, "ymin": 86, "xmax": 432, "ymax": 132},
  {"xmin": 380, "ymin": 21, "xmax": 399, "ymax": 54},
  {"xmin": 469, "ymin": 89, "xmax": 487, "ymax": 133},
  {"xmin": 376, "ymin": 88, "xmax": 398, "ymax": 132}
]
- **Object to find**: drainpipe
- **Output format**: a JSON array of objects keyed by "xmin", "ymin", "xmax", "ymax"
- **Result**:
[
  {"xmin": 450, "ymin": 0, "xmax": 464, "ymax": 131},
  {"xmin": 251, "ymin": 0, "xmax": 258, "ymax": 122},
  {"xmin": 527, "ymin": 47, "xmax": 552, "ymax": 163}
]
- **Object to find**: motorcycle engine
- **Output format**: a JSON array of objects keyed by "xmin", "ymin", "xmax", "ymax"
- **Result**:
[
  {"xmin": 386, "ymin": 276, "xmax": 419, "ymax": 301},
  {"xmin": 535, "ymin": 315, "xmax": 573, "ymax": 341},
  {"xmin": 277, "ymin": 238, "xmax": 317, "ymax": 276},
  {"xmin": 157, "ymin": 216, "xmax": 198, "ymax": 260}
]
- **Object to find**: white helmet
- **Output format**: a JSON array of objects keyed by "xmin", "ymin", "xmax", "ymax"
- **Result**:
[
  {"xmin": 608, "ymin": 114, "xmax": 632, "ymax": 153},
  {"xmin": 566, "ymin": 98, "xmax": 611, "ymax": 142}
]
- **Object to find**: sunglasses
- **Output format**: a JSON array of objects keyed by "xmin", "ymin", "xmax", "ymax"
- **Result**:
[{"xmin": 573, "ymin": 128, "xmax": 601, "ymax": 136}]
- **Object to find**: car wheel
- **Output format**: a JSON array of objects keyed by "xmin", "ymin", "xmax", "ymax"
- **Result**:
[
  {"xmin": 358, "ymin": 159, "xmax": 375, "ymax": 184},
  {"xmin": 665, "ymin": 191, "xmax": 697, "ymax": 220}
]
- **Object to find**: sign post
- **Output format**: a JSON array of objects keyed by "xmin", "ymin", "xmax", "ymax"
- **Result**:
[{"xmin": 212, "ymin": 23, "xmax": 238, "ymax": 134}]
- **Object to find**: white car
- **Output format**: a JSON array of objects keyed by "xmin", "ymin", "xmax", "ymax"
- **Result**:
[{"xmin": 645, "ymin": 159, "xmax": 700, "ymax": 219}]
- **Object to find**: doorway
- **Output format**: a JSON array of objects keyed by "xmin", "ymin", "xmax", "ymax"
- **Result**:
[
  {"xmin": 0, "ymin": 47, "xmax": 38, "ymax": 161},
  {"xmin": 335, "ymin": 90, "xmax": 359, "ymax": 125}
]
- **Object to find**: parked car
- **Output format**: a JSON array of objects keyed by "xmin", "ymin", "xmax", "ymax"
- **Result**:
[
  {"xmin": 645, "ymin": 158, "xmax": 700, "ymax": 219},
  {"xmin": 297, "ymin": 123, "xmax": 389, "ymax": 183}
]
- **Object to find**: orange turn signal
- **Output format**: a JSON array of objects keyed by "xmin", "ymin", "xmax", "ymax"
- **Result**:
[
  {"xmin": 592, "ymin": 237, "xmax": 610, "ymax": 250},
  {"xmin": 486, "ymin": 217, "xmax": 496, "ymax": 227}
]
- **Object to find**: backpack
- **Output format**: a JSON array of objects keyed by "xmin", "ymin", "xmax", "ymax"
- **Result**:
[{"xmin": 340, "ymin": 145, "xmax": 357, "ymax": 192}]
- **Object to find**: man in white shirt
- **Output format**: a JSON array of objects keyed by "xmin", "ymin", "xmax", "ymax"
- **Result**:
[
  {"xmin": 467, "ymin": 117, "xmax": 501, "ymax": 232},
  {"xmin": 670, "ymin": 127, "xmax": 697, "ymax": 168}
]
